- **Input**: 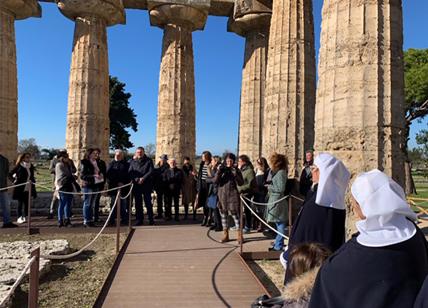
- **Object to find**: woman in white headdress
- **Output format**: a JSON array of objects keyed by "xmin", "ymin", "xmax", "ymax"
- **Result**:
[
  {"xmin": 309, "ymin": 169, "xmax": 428, "ymax": 308},
  {"xmin": 283, "ymin": 153, "xmax": 351, "ymax": 283}
]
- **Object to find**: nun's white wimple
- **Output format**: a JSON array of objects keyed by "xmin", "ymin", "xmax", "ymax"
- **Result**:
[
  {"xmin": 314, "ymin": 153, "xmax": 351, "ymax": 210},
  {"xmin": 351, "ymin": 169, "xmax": 417, "ymax": 247}
]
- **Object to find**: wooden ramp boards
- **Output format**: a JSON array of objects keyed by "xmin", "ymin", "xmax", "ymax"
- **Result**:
[{"xmin": 101, "ymin": 225, "xmax": 267, "ymax": 307}]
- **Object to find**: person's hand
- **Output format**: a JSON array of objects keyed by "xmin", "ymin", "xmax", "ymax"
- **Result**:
[{"xmin": 138, "ymin": 177, "xmax": 144, "ymax": 184}]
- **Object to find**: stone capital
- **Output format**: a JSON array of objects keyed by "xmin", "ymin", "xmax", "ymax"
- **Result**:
[
  {"xmin": 233, "ymin": 0, "xmax": 271, "ymax": 19},
  {"xmin": 148, "ymin": 0, "xmax": 211, "ymax": 30},
  {"xmin": 0, "ymin": 0, "xmax": 41, "ymax": 20},
  {"xmin": 227, "ymin": 12, "xmax": 271, "ymax": 37},
  {"xmin": 57, "ymin": 0, "xmax": 125, "ymax": 26}
]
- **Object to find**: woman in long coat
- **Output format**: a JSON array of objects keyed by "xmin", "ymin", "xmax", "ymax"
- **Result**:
[
  {"xmin": 181, "ymin": 156, "xmax": 196, "ymax": 220},
  {"xmin": 266, "ymin": 153, "xmax": 288, "ymax": 251},
  {"xmin": 9, "ymin": 153, "xmax": 37, "ymax": 223},
  {"xmin": 215, "ymin": 153, "xmax": 244, "ymax": 243}
]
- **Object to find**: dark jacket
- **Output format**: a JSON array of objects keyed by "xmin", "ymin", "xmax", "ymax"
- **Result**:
[
  {"xmin": 182, "ymin": 163, "xmax": 196, "ymax": 204},
  {"xmin": 0, "ymin": 155, "xmax": 9, "ymax": 189},
  {"xmin": 8, "ymin": 163, "xmax": 37, "ymax": 200},
  {"xmin": 153, "ymin": 162, "xmax": 170, "ymax": 191},
  {"xmin": 215, "ymin": 165, "xmax": 244, "ymax": 214},
  {"xmin": 80, "ymin": 159, "xmax": 104, "ymax": 189},
  {"xmin": 254, "ymin": 168, "xmax": 270, "ymax": 203},
  {"xmin": 197, "ymin": 162, "xmax": 209, "ymax": 192},
  {"xmin": 106, "ymin": 159, "xmax": 130, "ymax": 196},
  {"xmin": 299, "ymin": 164, "xmax": 313, "ymax": 197},
  {"xmin": 164, "ymin": 167, "xmax": 183, "ymax": 193},
  {"xmin": 237, "ymin": 164, "xmax": 255, "ymax": 197},
  {"xmin": 128, "ymin": 155, "xmax": 154, "ymax": 191},
  {"xmin": 96, "ymin": 158, "xmax": 107, "ymax": 189}
]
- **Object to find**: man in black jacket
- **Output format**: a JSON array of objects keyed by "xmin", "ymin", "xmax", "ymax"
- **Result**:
[
  {"xmin": 93, "ymin": 148, "xmax": 107, "ymax": 223},
  {"xmin": 107, "ymin": 149, "xmax": 130, "ymax": 225},
  {"xmin": 128, "ymin": 147, "xmax": 154, "ymax": 226},
  {"xmin": 0, "ymin": 153, "xmax": 17, "ymax": 228},
  {"xmin": 164, "ymin": 158, "xmax": 183, "ymax": 221},
  {"xmin": 153, "ymin": 154, "xmax": 169, "ymax": 219}
]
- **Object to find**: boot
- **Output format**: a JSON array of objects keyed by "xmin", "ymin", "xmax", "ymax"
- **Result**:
[
  {"xmin": 221, "ymin": 229, "xmax": 230, "ymax": 243},
  {"xmin": 201, "ymin": 216, "xmax": 208, "ymax": 226},
  {"xmin": 237, "ymin": 230, "xmax": 244, "ymax": 244}
]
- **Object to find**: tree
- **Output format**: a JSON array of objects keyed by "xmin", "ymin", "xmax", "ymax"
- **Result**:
[
  {"xmin": 403, "ymin": 49, "xmax": 428, "ymax": 193},
  {"xmin": 109, "ymin": 76, "xmax": 138, "ymax": 150},
  {"xmin": 18, "ymin": 138, "xmax": 40, "ymax": 159},
  {"xmin": 416, "ymin": 130, "xmax": 428, "ymax": 159},
  {"xmin": 41, "ymin": 148, "xmax": 60, "ymax": 160},
  {"xmin": 144, "ymin": 143, "xmax": 155, "ymax": 159}
]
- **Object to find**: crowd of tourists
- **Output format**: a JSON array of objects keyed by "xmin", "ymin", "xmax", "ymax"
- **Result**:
[{"xmin": 1, "ymin": 146, "xmax": 428, "ymax": 307}]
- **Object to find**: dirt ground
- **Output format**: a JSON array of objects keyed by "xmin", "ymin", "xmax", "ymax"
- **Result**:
[{"xmin": 0, "ymin": 232, "xmax": 127, "ymax": 308}]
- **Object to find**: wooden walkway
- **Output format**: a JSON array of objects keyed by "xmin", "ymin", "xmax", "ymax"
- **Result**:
[{"xmin": 100, "ymin": 225, "xmax": 269, "ymax": 307}]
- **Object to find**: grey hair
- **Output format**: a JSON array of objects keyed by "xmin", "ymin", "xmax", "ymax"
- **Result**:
[{"xmin": 115, "ymin": 149, "xmax": 124, "ymax": 155}]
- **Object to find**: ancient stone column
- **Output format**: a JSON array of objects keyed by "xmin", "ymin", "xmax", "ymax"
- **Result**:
[
  {"xmin": 57, "ymin": 0, "xmax": 125, "ymax": 163},
  {"xmin": 0, "ymin": 0, "xmax": 40, "ymax": 162},
  {"xmin": 262, "ymin": 0, "xmax": 316, "ymax": 178},
  {"xmin": 148, "ymin": 1, "xmax": 210, "ymax": 165},
  {"xmin": 228, "ymin": 0, "xmax": 272, "ymax": 163},
  {"xmin": 314, "ymin": 0, "xmax": 405, "ymax": 186}
]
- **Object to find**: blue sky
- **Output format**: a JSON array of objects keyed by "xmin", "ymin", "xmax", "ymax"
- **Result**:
[{"xmin": 15, "ymin": 1, "xmax": 427, "ymax": 154}]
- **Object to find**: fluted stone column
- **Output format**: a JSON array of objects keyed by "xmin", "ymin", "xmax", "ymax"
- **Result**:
[
  {"xmin": 57, "ymin": 0, "xmax": 125, "ymax": 163},
  {"xmin": 149, "ymin": 1, "xmax": 210, "ymax": 165},
  {"xmin": 0, "ymin": 0, "xmax": 40, "ymax": 162},
  {"xmin": 262, "ymin": 0, "xmax": 316, "ymax": 178},
  {"xmin": 228, "ymin": 0, "xmax": 271, "ymax": 162},
  {"xmin": 314, "ymin": 0, "xmax": 405, "ymax": 186}
]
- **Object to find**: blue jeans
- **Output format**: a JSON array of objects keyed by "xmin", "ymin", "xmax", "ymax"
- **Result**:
[
  {"xmin": 0, "ymin": 192, "xmax": 11, "ymax": 224},
  {"xmin": 274, "ymin": 222, "xmax": 286, "ymax": 250},
  {"xmin": 58, "ymin": 192, "xmax": 73, "ymax": 222},
  {"xmin": 82, "ymin": 187, "xmax": 98, "ymax": 223}
]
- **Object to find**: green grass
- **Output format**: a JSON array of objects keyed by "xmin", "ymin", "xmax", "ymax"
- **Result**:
[
  {"xmin": 34, "ymin": 161, "xmax": 53, "ymax": 192},
  {"xmin": 410, "ymin": 173, "xmax": 428, "ymax": 208}
]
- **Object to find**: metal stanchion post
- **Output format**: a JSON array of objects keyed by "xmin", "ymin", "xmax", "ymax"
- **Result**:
[
  {"xmin": 29, "ymin": 247, "xmax": 40, "ymax": 308},
  {"xmin": 288, "ymin": 197, "xmax": 292, "ymax": 237},
  {"xmin": 128, "ymin": 189, "xmax": 132, "ymax": 233},
  {"xmin": 116, "ymin": 190, "xmax": 121, "ymax": 255},
  {"xmin": 240, "ymin": 198, "xmax": 244, "ymax": 255},
  {"xmin": 27, "ymin": 182, "xmax": 32, "ymax": 235}
]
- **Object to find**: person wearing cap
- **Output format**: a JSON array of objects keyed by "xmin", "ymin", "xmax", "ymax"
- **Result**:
[
  {"xmin": 164, "ymin": 157, "xmax": 183, "ymax": 221},
  {"xmin": 153, "ymin": 154, "xmax": 170, "ymax": 219},
  {"xmin": 283, "ymin": 153, "xmax": 351, "ymax": 283},
  {"xmin": 309, "ymin": 169, "xmax": 428, "ymax": 308}
]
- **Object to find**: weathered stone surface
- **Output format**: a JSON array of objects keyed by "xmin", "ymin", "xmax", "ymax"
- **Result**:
[
  {"xmin": 262, "ymin": 0, "xmax": 316, "ymax": 177},
  {"xmin": 59, "ymin": 1, "xmax": 125, "ymax": 163},
  {"xmin": 314, "ymin": 0, "xmax": 406, "ymax": 186},
  {"xmin": 0, "ymin": 240, "xmax": 69, "ymax": 307},
  {"xmin": 0, "ymin": 0, "xmax": 40, "ymax": 163},
  {"xmin": 228, "ymin": 10, "xmax": 271, "ymax": 162},
  {"xmin": 151, "ymin": 4, "xmax": 204, "ymax": 165}
]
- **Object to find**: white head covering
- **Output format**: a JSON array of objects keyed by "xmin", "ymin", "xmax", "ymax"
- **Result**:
[
  {"xmin": 351, "ymin": 169, "xmax": 417, "ymax": 247},
  {"xmin": 314, "ymin": 153, "xmax": 351, "ymax": 210}
]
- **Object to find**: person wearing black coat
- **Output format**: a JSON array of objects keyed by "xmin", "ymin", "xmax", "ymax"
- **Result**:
[
  {"xmin": 8, "ymin": 153, "xmax": 37, "ymax": 224},
  {"xmin": 80, "ymin": 148, "xmax": 104, "ymax": 227},
  {"xmin": 196, "ymin": 151, "xmax": 212, "ymax": 224},
  {"xmin": 106, "ymin": 149, "xmax": 130, "ymax": 225},
  {"xmin": 153, "ymin": 155, "xmax": 170, "ymax": 219},
  {"xmin": 93, "ymin": 148, "xmax": 107, "ymax": 223},
  {"xmin": 299, "ymin": 151, "xmax": 313, "ymax": 197},
  {"xmin": 164, "ymin": 158, "xmax": 183, "ymax": 221},
  {"xmin": 128, "ymin": 147, "xmax": 154, "ymax": 226}
]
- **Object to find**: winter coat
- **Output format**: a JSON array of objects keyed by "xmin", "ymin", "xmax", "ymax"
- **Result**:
[
  {"xmin": 8, "ymin": 163, "xmax": 37, "ymax": 200},
  {"xmin": 0, "ymin": 155, "xmax": 9, "ymax": 189},
  {"xmin": 277, "ymin": 267, "xmax": 319, "ymax": 308},
  {"xmin": 266, "ymin": 169, "xmax": 288, "ymax": 223},
  {"xmin": 164, "ymin": 167, "xmax": 184, "ymax": 194},
  {"xmin": 197, "ymin": 162, "xmax": 209, "ymax": 192},
  {"xmin": 215, "ymin": 165, "xmax": 244, "ymax": 215},
  {"xmin": 96, "ymin": 159, "xmax": 107, "ymax": 190},
  {"xmin": 80, "ymin": 159, "xmax": 99, "ymax": 189},
  {"xmin": 237, "ymin": 164, "xmax": 255, "ymax": 198},
  {"xmin": 106, "ymin": 159, "xmax": 130, "ymax": 196},
  {"xmin": 182, "ymin": 163, "xmax": 196, "ymax": 204},
  {"xmin": 254, "ymin": 168, "xmax": 270, "ymax": 203},
  {"xmin": 128, "ymin": 155, "xmax": 154, "ymax": 192},
  {"xmin": 153, "ymin": 162, "xmax": 170, "ymax": 191},
  {"xmin": 299, "ymin": 164, "xmax": 312, "ymax": 197},
  {"xmin": 55, "ymin": 160, "xmax": 77, "ymax": 192}
]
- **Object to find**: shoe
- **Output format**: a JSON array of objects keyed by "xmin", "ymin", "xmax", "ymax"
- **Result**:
[
  {"xmin": 214, "ymin": 227, "xmax": 223, "ymax": 232},
  {"xmin": 268, "ymin": 247, "xmax": 281, "ymax": 252},
  {"xmin": 65, "ymin": 219, "xmax": 73, "ymax": 227},
  {"xmin": 243, "ymin": 227, "xmax": 251, "ymax": 234},
  {"xmin": 47, "ymin": 213, "xmax": 54, "ymax": 219},
  {"xmin": 201, "ymin": 217, "xmax": 207, "ymax": 226},
  {"xmin": 134, "ymin": 221, "xmax": 143, "ymax": 226},
  {"xmin": 58, "ymin": 221, "xmax": 64, "ymax": 228},
  {"xmin": 149, "ymin": 220, "xmax": 155, "ymax": 226},
  {"xmin": 94, "ymin": 218, "xmax": 103, "ymax": 223},
  {"xmin": 154, "ymin": 215, "xmax": 163, "ymax": 219},
  {"xmin": 2, "ymin": 222, "xmax": 18, "ymax": 228},
  {"xmin": 165, "ymin": 216, "xmax": 172, "ymax": 221},
  {"xmin": 83, "ymin": 222, "xmax": 95, "ymax": 228},
  {"xmin": 221, "ymin": 230, "xmax": 230, "ymax": 243},
  {"xmin": 257, "ymin": 226, "xmax": 264, "ymax": 233},
  {"xmin": 209, "ymin": 225, "xmax": 216, "ymax": 230},
  {"xmin": 17, "ymin": 216, "xmax": 25, "ymax": 224}
]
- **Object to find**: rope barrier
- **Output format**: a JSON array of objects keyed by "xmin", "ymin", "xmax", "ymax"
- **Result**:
[
  {"xmin": 243, "ymin": 194, "xmax": 290, "ymax": 206},
  {"xmin": 40, "ymin": 190, "xmax": 121, "ymax": 260},
  {"xmin": 34, "ymin": 182, "xmax": 133, "ymax": 196},
  {"xmin": 0, "ymin": 255, "xmax": 37, "ymax": 307},
  {"xmin": 0, "ymin": 181, "xmax": 29, "ymax": 192},
  {"xmin": 120, "ymin": 184, "xmax": 134, "ymax": 200},
  {"xmin": 240, "ymin": 195, "xmax": 289, "ymax": 240},
  {"xmin": 290, "ymin": 195, "xmax": 305, "ymax": 202}
]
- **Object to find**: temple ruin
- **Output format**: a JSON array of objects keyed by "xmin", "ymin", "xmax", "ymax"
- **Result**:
[{"xmin": 0, "ymin": 0, "xmax": 405, "ymax": 185}]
